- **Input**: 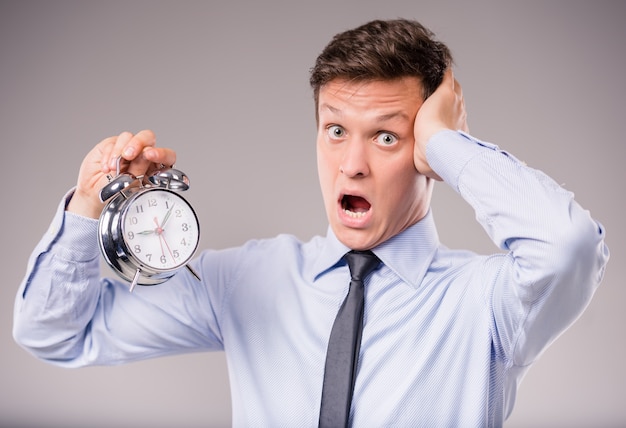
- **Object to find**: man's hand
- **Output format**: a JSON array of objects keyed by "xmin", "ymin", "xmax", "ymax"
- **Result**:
[
  {"xmin": 413, "ymin": 69, "xmax": 468, "ymax": 180},
  {"xmin": 67, "ymin": 130, "xmax": 177, "ymax": 219}
]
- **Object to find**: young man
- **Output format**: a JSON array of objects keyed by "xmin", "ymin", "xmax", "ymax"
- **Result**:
[{"xmin": 14, "ymin": 19, "xmax": 608, "ymax": 427}]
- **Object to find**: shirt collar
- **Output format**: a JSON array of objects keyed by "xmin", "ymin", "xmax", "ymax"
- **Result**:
[{"xmin": 308, "ymin": 209, "xmax": 440, "ymax": 289}]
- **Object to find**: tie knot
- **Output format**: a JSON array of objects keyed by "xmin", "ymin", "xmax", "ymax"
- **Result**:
[{"xmin": 345, "ymin": 250, "xmax": 380, "ymax": 282}]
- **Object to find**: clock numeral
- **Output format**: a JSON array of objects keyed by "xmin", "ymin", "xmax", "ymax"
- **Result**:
[
  {"xmin": 182, "ymin": 223, "xmax": 189, "ymax": 232},
  {"xmin": 175, "ymin": 209, "xmax": 183, "ymax": 218},
  {"xmin": 130, "ymin": 217, "xmax": 138, "ymax": 225},
  {"xmin": 127, "ymin": 231, "xmax": 135, "ymax": 240},
  {"xmin": 173, "ymin": 250, "xmax": 180, "ymax": 259},
  {"xmin": 146, "ymin": 253, "xmax": 152, "ymax": 262},
  {"xmin": 134, "ymin": 245, "xmax": 141, "ymax": 253},
  {"xmin": 148, "ymin": 198, "xmax": 158, "ymax": 207},
  {"xmin": 135, "ymin": 205, "xmax": 144, "ymax": 214},
  {"xmin": 181, "ymin": 238, "xmax": 187, "ymax": 246},
  {"xmin": 160, "ymin": 255, "xmax": 167, "ymax": 264}
]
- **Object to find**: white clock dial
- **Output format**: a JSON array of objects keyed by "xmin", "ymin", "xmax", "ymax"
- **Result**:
[{"xmin": 122, "ymin": 189, "xmax": 199, "ymax": 271}]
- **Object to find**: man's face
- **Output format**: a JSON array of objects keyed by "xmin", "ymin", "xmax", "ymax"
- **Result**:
[{"xmin": 316, "ymin": 77, "xmax": 433, "ymax": 250}]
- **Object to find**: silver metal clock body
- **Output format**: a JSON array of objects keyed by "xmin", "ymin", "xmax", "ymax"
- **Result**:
[{"xmin": 97, "ymin": 165, "xmax": 200, "ymax": 291}]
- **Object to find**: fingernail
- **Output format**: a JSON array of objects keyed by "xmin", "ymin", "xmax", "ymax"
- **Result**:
[{"xmin": 123, "ymin": 147, "xmax": 135, "ymax": 158}]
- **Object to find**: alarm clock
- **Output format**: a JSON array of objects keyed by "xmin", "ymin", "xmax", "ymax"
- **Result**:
[{"xmin": 98, "ymin": 157, "xmax": 201, "ymax": 292}]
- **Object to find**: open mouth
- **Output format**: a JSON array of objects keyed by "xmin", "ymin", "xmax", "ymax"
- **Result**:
[{"xmin": 341, "ymin": 194, "xmax": 371, "ymax": 218}]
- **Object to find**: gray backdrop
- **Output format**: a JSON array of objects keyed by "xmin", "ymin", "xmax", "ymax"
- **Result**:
[{"xmin": 1, "ymin": 1, "xmax": 624, "ymax": 427}]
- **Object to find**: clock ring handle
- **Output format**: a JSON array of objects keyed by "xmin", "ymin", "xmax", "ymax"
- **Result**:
[
  {"xmin": 99, "ymin": 173, "xmax": 137, "ymax": 202},
  {"xmin": 98, "ymin": 156, "xmax": 137, "ymax": 202},
  {"xmin": 148, "ymin": 168, "xmax": 190, "ymax": 191}
]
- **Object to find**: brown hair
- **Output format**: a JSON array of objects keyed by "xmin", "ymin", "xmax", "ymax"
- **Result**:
[{"xmin": 309, "ymin": 19, "xmax": 452, "ymax": 109}]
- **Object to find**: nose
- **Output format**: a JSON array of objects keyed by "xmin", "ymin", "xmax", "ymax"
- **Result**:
[{"xmin": 340, "ymin": 139, "xmax": 370, "ymax": 178}]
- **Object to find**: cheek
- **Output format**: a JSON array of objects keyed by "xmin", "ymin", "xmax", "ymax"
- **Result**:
[{"xmin": 378, "ymin": 167, "xmax": 426, "ymax": 213}]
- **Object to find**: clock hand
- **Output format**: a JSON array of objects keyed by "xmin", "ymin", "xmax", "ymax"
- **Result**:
[
  {"xmin": 153, "ymin": 216, "xmax": 177, "ymax": 262},
  {"xmin": 160, "ymin": 234, "xmax": 178, "ymax": 261},
  {"xmin": 156, "ymin": 230, "xmax": 166, "ymax": 258},
  {"xmin": 160, "ymin": 203, "xmax": 175, "ymax": 229},
  {"xmin": 153, "ymin": 217, "xmax": 164, "ymax": 234},
  {"xmin": 152, "ymin": 217, "xmax": 167, "ymax": 259}
]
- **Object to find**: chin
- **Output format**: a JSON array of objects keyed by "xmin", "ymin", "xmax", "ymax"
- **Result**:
[{"xmin": 334, "ymin": 228, "xmax": 378, "ymax": 251}]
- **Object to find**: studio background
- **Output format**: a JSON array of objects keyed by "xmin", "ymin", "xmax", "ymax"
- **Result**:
[{"xmin": 1, "ymin": 1, "xmax": 624, "ymax": 427}]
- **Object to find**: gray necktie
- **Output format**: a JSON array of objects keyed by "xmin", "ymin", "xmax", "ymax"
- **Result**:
[{"xmin": 319, "ymin": 250, "xmax": 380, "ymax": 428}]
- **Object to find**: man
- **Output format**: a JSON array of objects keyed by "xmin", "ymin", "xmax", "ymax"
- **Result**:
[{"xmin": 14, "ymin": 19, "xmax": 608, "ymax": 427}]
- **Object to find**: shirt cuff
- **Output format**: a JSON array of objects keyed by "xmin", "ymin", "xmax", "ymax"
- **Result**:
[
  {"xmin": 48, "ymin": 188, "xmax": 100, "ymax": 261},
  {"xmin": 425, "ymin": 130, "xmax": 502, "ymax": 192},
  {"xmin": 56, "ymin": 211, "xmax": 100, "ymax": 260}
]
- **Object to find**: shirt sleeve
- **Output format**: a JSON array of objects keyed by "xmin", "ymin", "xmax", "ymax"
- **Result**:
[
  {"xmin": 426, "ymin": 130, "xmax": 610, "ymax": 367},
  {"xmin": 13, "ymin": 189, "xmax": 226, "ymax": 367}
]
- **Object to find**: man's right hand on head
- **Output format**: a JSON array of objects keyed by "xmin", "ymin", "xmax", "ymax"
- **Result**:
[
  {"xmin": 66, "ymin": 130, "xmax": 177, "ymax": 219},
  {"xmin": 412, "ymin": 69, "xmax": 469, "ymax": 181}
]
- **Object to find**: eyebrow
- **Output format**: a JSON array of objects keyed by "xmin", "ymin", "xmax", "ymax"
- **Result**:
[
  {"xmin": 319, "ymin": 103, "xmax": 410, "ymax": 123},
  {"xmin": 320, "ymin": 103, "xmax": 343, "ymax": 117},
  {"xmin": 374, "ymin": 111, "xmax": 410, "ymax": 122}
]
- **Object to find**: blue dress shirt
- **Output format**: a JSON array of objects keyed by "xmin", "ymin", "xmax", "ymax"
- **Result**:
[{"xmin": 13, "ymin": 130, "xmax": 609, "ymax": 427}]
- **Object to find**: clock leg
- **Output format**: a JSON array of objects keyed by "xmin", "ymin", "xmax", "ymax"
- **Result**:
[
  {"xmin": 129, "ymin": 269, "xmax": 141, "ymax": 292},
  {"xmin": 185, "ymin": 264, "xmax": 201, "ymax": 282}
]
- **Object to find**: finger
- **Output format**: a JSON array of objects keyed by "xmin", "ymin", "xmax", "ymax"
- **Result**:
[
  {"xmin": 455, "ymin": 79, "xmax": 468, "ymax": 132},
  {"xmin": 459, "ymin": 111, "xmax": 469, "ymax": 134},
  {"xmin": 107, "ymin": 131, "xmax": 134, "ymax": 171},
  {"xmin": 441, "ymin": 68, "xmax": 454, "ymax": 90},
  {"xmin": 453, "ymin": 77, "xmax": 463, "ymax": 98},
  {"xmin": 120, "ymin": 129, "xmax": 157, "ymax": 161},
  {"xmin": 143, "ymin": 146, "xmax": 177, "ymax": 167},
  {"xmin": 142, "ymin": 148, "xmax": 178, "ymax": 177},
  {"xmin": 125, "ymin": 146, "xmax": 177, "ymax": 178},
  {"xmin": 97, "ymin": 136, "xmax": 118, "ymax": 173}
]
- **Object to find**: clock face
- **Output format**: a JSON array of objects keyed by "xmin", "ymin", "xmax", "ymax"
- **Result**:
[{"xmin": 121, "ymin": 189, "xmax": 199, "ymax": 271}]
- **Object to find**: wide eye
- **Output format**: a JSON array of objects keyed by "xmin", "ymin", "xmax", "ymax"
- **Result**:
[
  {"xmin": 376, "ymin": 132, "xmax": 398, "ymax": 146},
  {"xmin": 327, "ymin": 125, "xmax": 346, "ymax": 140}
]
